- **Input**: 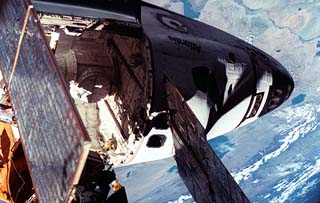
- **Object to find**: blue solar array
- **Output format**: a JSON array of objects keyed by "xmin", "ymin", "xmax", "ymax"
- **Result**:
[{"xmin": 0, "ymin": 0, "xmax": 90, "ymax": 202}]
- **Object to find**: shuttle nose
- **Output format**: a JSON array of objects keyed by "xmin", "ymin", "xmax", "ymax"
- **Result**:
[
  {"xmin": 274, "ymin": 66, "xmax": 294, "ymax": 98},
  {"xmin": 260, "ymin": 63, "xmax": 294, "ymax": 116}
]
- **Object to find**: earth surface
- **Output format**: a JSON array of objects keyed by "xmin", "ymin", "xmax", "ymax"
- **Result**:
[{"xmin": 115, "ymin": 1, "xmax": 320, "ymax": 202}]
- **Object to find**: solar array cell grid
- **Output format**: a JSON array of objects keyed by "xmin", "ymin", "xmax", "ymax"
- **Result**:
[{"xmin": 0, "ymin": 0, "xmax": 91, "ymax": 202}]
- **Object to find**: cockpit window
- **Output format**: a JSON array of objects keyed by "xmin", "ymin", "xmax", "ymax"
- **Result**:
[
  {"xmin": 247, "ymin": 92, "xmax": 264, "ymax": 118},
  {"xmin": 259, "ymin": 66, "xmax": 294, "ymax": 117},
  {"xmin": 260, "ymin": 87, "xmax": 283, "ymax": 116},
  {"xmin": 273, "ymin": 89, "xmax": 283, "ymax": 97}
]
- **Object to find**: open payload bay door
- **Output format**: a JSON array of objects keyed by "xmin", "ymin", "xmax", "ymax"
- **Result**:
[
  {"xmin": 166, "ymin": 80, "xmax": 250, "ymax": 203},
  {"xmin": 0, "ymin": 0, "xmax": 91, "ymax": 202},
  {"xmin": 31, "ymin": 0, "xmax": 141, "ymax": 23}
]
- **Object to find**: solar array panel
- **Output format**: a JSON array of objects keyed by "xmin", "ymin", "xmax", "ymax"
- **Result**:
[
  {"xmin": 0, "ymin": 0, "xmax": 91, "ymax": 202},
  {"xmin": 166, "ymin": 81, "xmax": 250, "ymax": 203}
]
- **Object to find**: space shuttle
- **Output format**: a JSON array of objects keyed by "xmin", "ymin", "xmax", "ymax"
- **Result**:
[{"xmin": 0, "ymin": 0, "xmax": 293, "ymax": 202}]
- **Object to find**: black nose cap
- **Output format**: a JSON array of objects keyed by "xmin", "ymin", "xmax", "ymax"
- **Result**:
[{"xmin": 272, "ymin": 65, "xmax": 294, "ymax": 101}]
